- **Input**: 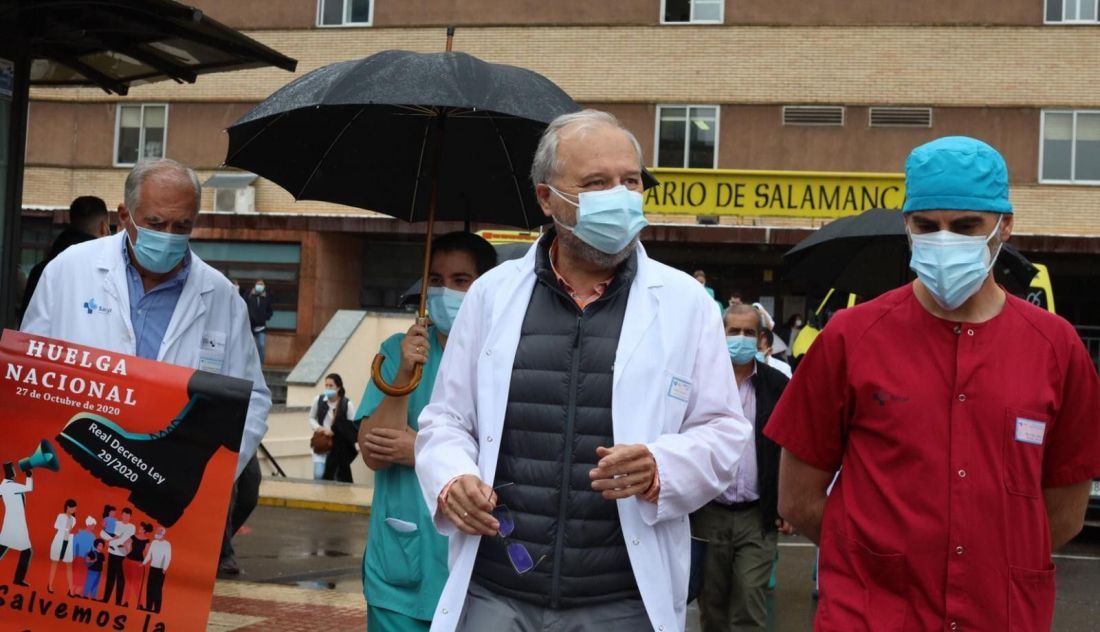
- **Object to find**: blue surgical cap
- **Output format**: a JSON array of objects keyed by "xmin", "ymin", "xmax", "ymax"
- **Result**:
[{"xmin": 902, "ymin": 136, "xmax": 1013, "ymax": 214}]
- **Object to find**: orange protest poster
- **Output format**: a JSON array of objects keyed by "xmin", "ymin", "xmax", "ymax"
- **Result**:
[{"xmin": 0, "ymin": 329, "xmax": 249, "ymax": 632}]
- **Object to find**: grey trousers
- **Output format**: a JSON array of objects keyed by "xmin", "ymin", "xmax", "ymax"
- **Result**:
[
  {"xmin": 690, "ymin": 502, "xmax": 777, "ymax": 631},
  {"xmin": 456, "ymin": 580, "xmax": 652, "ymax": 632}
]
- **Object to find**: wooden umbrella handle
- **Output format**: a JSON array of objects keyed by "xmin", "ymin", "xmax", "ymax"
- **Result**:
[{"xmin": 370, "ymin": 355, "xmax": 423, "ymax": 397}]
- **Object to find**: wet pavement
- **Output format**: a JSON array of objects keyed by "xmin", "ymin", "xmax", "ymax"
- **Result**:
[{"xmin": 220, "ymin": 500, "xmax": 1100, "ymax": 631}]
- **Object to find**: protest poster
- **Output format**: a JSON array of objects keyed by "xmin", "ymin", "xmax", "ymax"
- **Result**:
[{"xmin": 0, "ymin": 329, "xmax": 249, "ymax": 631}]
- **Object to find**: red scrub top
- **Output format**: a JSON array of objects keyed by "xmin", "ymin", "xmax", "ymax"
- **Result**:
[{"xmin": 765, "ymin": 284, "xmax": 1100, "ymax": 632}]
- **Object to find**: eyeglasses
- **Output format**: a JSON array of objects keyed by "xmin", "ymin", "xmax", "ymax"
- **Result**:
[
  {"xmin": 727, "ymin": 328, "xmax": 759, "ymax": 337},
  {"xmin": 489, "ymin": 483, "xmax": 546, "ymax": 575}
]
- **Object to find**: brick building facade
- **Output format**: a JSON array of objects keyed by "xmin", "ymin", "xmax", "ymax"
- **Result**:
[{"xmin": 20, "ymin": 0, "xmax": 1100, "ymax": 366}]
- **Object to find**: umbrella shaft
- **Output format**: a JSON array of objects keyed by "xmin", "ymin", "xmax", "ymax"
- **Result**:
[{"xmin": 417, "ymin": 113, "xmax": 447, "ymax": 319}]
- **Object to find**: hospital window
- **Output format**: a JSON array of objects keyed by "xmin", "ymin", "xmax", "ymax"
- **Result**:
[
  {"xmin": 662, "ymin": 0, "xmax": 723, "ymax": 24},
  {"xmin": 656, "ymin": 106, "xmax": 719, "ymax": 169},
  {"xmin": 1040, "ymin": 110, "xmax": 1100, "ymax": 184},
  {"xmin": 114, "ymin": 104, "xmax": 167, "ymax": 167},
  {"xmin": 1046, "ymin": 0, "xmax": 1099, "ymax": 22},
  {"xmin": 317, "ymin": 0, "xmax": 372, "ymax": 26},
  {"xmin": 189, "ymin": 241, "xmax": 302, "ymax": 331}
]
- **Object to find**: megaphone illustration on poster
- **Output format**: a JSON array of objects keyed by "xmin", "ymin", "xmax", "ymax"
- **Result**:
[{"xmin": 18, "ymin": 439, "xmax": 60, "ymax": 473}]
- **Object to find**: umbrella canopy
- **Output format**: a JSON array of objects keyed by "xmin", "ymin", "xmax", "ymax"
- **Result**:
[
  {"xmin": 784, "ymin": 208, "xmax": 1039, "ymax": 299},
  {"xmin": 3, "ymin": 0, "xmax": 297, "ymax": 95},
  {"xmin": 225, "ymin": 49, "xmax": 582, "ymax": 230}
]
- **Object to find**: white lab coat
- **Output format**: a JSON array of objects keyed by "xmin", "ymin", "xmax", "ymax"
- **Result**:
[
  {"xmin": 21, "ymin": 232, "xmax": 270, "ymax": 477},
  {"xmin": 0, "ymin": 477, "xmax": 32, "ymax": 550},
  {"xmin": 415, "ymin": 240, "xmax": 752, "ymax": 632}
]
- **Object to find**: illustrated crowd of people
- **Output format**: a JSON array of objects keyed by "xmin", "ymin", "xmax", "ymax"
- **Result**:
[
  {"xmin": 0, "ymin": 474, "xmax": 173, "ymax": 614},
  {"xmin": 7, "ymin": 105, "xmax": 1099, "ymax": 632}
]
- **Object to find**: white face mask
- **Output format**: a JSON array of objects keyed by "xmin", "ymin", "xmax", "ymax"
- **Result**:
[
  {"xmin": 548, "ymin": 184, "xmax": 648, "ymax": 254},
  {"xmin": 908, "ymin": 216, "xmax": 1003, "ymax": 311}
]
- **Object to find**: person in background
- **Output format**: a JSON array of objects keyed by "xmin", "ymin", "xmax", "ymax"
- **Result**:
[
  {"xmin": 756, "ymin": 329, "xmax": 792, "ymax": 379},
  {"xmin": 727, "ymin": 292, "xmax": 743, "ymax": 308},
  {"xmin": 774, "ymin": 314, "xmax": 803, "ymax": 353},
  {"xmin": 751, "ymin": 303, "xmax": 788, "ymax": 360},
  {"xmin": 694, "ymin": 269, "xmax": 724, "ymax": 313},
  {"xmin": 19, "ymin": 195, "xmax": 111, "ymax": 323},
  {"xmin": 310, "ymin": 373, "xmax": 357, "ymax": 482},
  {"xmin": 692, "ymin": 304, "xmax": 792, "ymax": 631},
  {"xmin": 356, "ymin": 231, "xmax": 496, "ymax": 632},
  {"xmin": 247, "ymin": 279, "xmax": 274, "ymax": 363}
]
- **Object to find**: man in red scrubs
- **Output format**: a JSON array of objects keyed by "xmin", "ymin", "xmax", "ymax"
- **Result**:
[{"xmin": 766, "ymin": 136, "xmax": 1100, "ymax": 632}]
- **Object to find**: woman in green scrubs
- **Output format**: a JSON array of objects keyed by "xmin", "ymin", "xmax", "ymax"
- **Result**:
[{"xmin": 355, "ymin": 232, "xmax": 497, "ymax": 631}]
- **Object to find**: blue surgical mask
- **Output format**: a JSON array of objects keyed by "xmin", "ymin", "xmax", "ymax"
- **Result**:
[
  {"xmin": 427, "ymin": 286, "xmax": 466, "ymax": 335},
  {"xmin": 908, "ymin": 217, "xmax": 1002, "ymax": 311},
  {"xmin": 127, "ymin": 215, "xmax": 190, "ymax": 274},
  {"xmin": 549, "ymin": 185, "xmax": 648, "ymax": 255},
  {"xmin": 323, "ymin": 388, "xmax": 337, "ymax": 399},
  {"xmin": 755, "ymin": 351, "xmax": 768, "ymax": 364},
  {"xmin": 726, "ymin": 335, "xmax": 758, "ymax": 365}
]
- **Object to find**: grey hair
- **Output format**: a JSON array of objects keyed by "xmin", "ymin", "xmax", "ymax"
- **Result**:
[
  {"xmin": 723, "ymin": 303, "xmax": 764, "ymax": 328},
  {"xmin": 530, "ymin": 109, "xmax": 644, "ymax": 186},
  {"xmin": 123, "ymin": 158, "xmax": 201, "ymax": 216}
]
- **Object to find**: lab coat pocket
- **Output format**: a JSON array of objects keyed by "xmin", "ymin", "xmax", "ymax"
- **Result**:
[
  {"xmin": 1007, "ymin": 564, "xmax": 1055, "ymax": 632},
  {"xmin": 378, "ymin": 518, "xmax": 422, "ymax": 588},
  {"xmin": 198, "ymin": 330, "xmax": 227, "ymax": 374},
  {"xmin": 1003, "ymin": 408, "xmax": 1048, "ymax": 498}
]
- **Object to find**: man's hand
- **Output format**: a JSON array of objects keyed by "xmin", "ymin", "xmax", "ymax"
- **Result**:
[
  {"xmin": 775, "ymin": 517, "xmax": 795, "ymax": 536},
  {"xmin": 398, "ymin": 323, "xmax": 431, "ymax": 376},
  {"xmin": 439, "ymin": 474, "xmax": 499, "ymax": 536},
  {"xmin": 361, "ymin": 427, "xmax": 416, "ymax": 467},
  {"xmin": 589, "ymin": 444, "xmax": 656, "ymax": 500}
]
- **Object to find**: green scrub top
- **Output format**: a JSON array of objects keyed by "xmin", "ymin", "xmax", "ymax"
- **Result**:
[{"xmin": 355, "ymin": 326, "xmax": 448, "ymax": 622}]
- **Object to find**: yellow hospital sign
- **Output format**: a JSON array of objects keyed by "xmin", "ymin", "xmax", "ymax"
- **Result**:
[{"xmin": 645, "ymin": 168, "xmax": 905, "ymax": 218}]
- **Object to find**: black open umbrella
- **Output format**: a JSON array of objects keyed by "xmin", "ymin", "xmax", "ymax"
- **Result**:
[
  {"xmin": 225, "ymin": 42, "xmax": 578, "ymax": 229},
  {"xmin": 785, "ymin": 208, "xmax": 1038, "ymax": 299},
  {"xmin": 224, "ymin": 30, "xmax": 580, "ymax": 395}
]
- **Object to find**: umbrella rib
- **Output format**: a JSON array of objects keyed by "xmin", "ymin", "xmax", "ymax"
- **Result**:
[
  {"xmin": 407, "ymin": 115, "xmax": 434, "ymax": 222},
  {"xmin": 296, "ymin": 107, "xmax": 365, "ymax": 200},
  {"xmin": 484, "ymin": 111, "xmax": 531, "ymax": 230},
  {"xmin": 224, "ymin": 111, "xmax": 288, "ymax": 165}
]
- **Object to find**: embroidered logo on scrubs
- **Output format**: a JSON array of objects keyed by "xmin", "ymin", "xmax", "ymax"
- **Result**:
[
  {"xmin": 872, "ymin": 389, "xmax": 909, "ymax": 406},
  {"xmin": 1015, "ymin": 418, "xmax": 1046, "ymax": 445},
  {"xmin": 82, "ymin": 298, "xmax": 112, "ymax": 316}
]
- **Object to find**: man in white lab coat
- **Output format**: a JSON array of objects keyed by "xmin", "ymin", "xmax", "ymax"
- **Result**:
[
  {"xmin": 0, "ymin": 463, "xmax": 34, "ymax": 586},
  {"xmin": 415, "ymin": 110, "xmax": 751, "ymax": 632},
  {"xmin": 21, "ymin": 158, "xmax": 270, "ymax": 574}
]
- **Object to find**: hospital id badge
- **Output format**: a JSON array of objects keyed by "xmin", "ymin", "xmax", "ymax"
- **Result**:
[
  {"xmin": 668, "ymin": 375, "xmax": 692, "ymax": 402},
  {"xmin": 1015, "ymin": 417, "xmax": 1046, "ymax": 445}
]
